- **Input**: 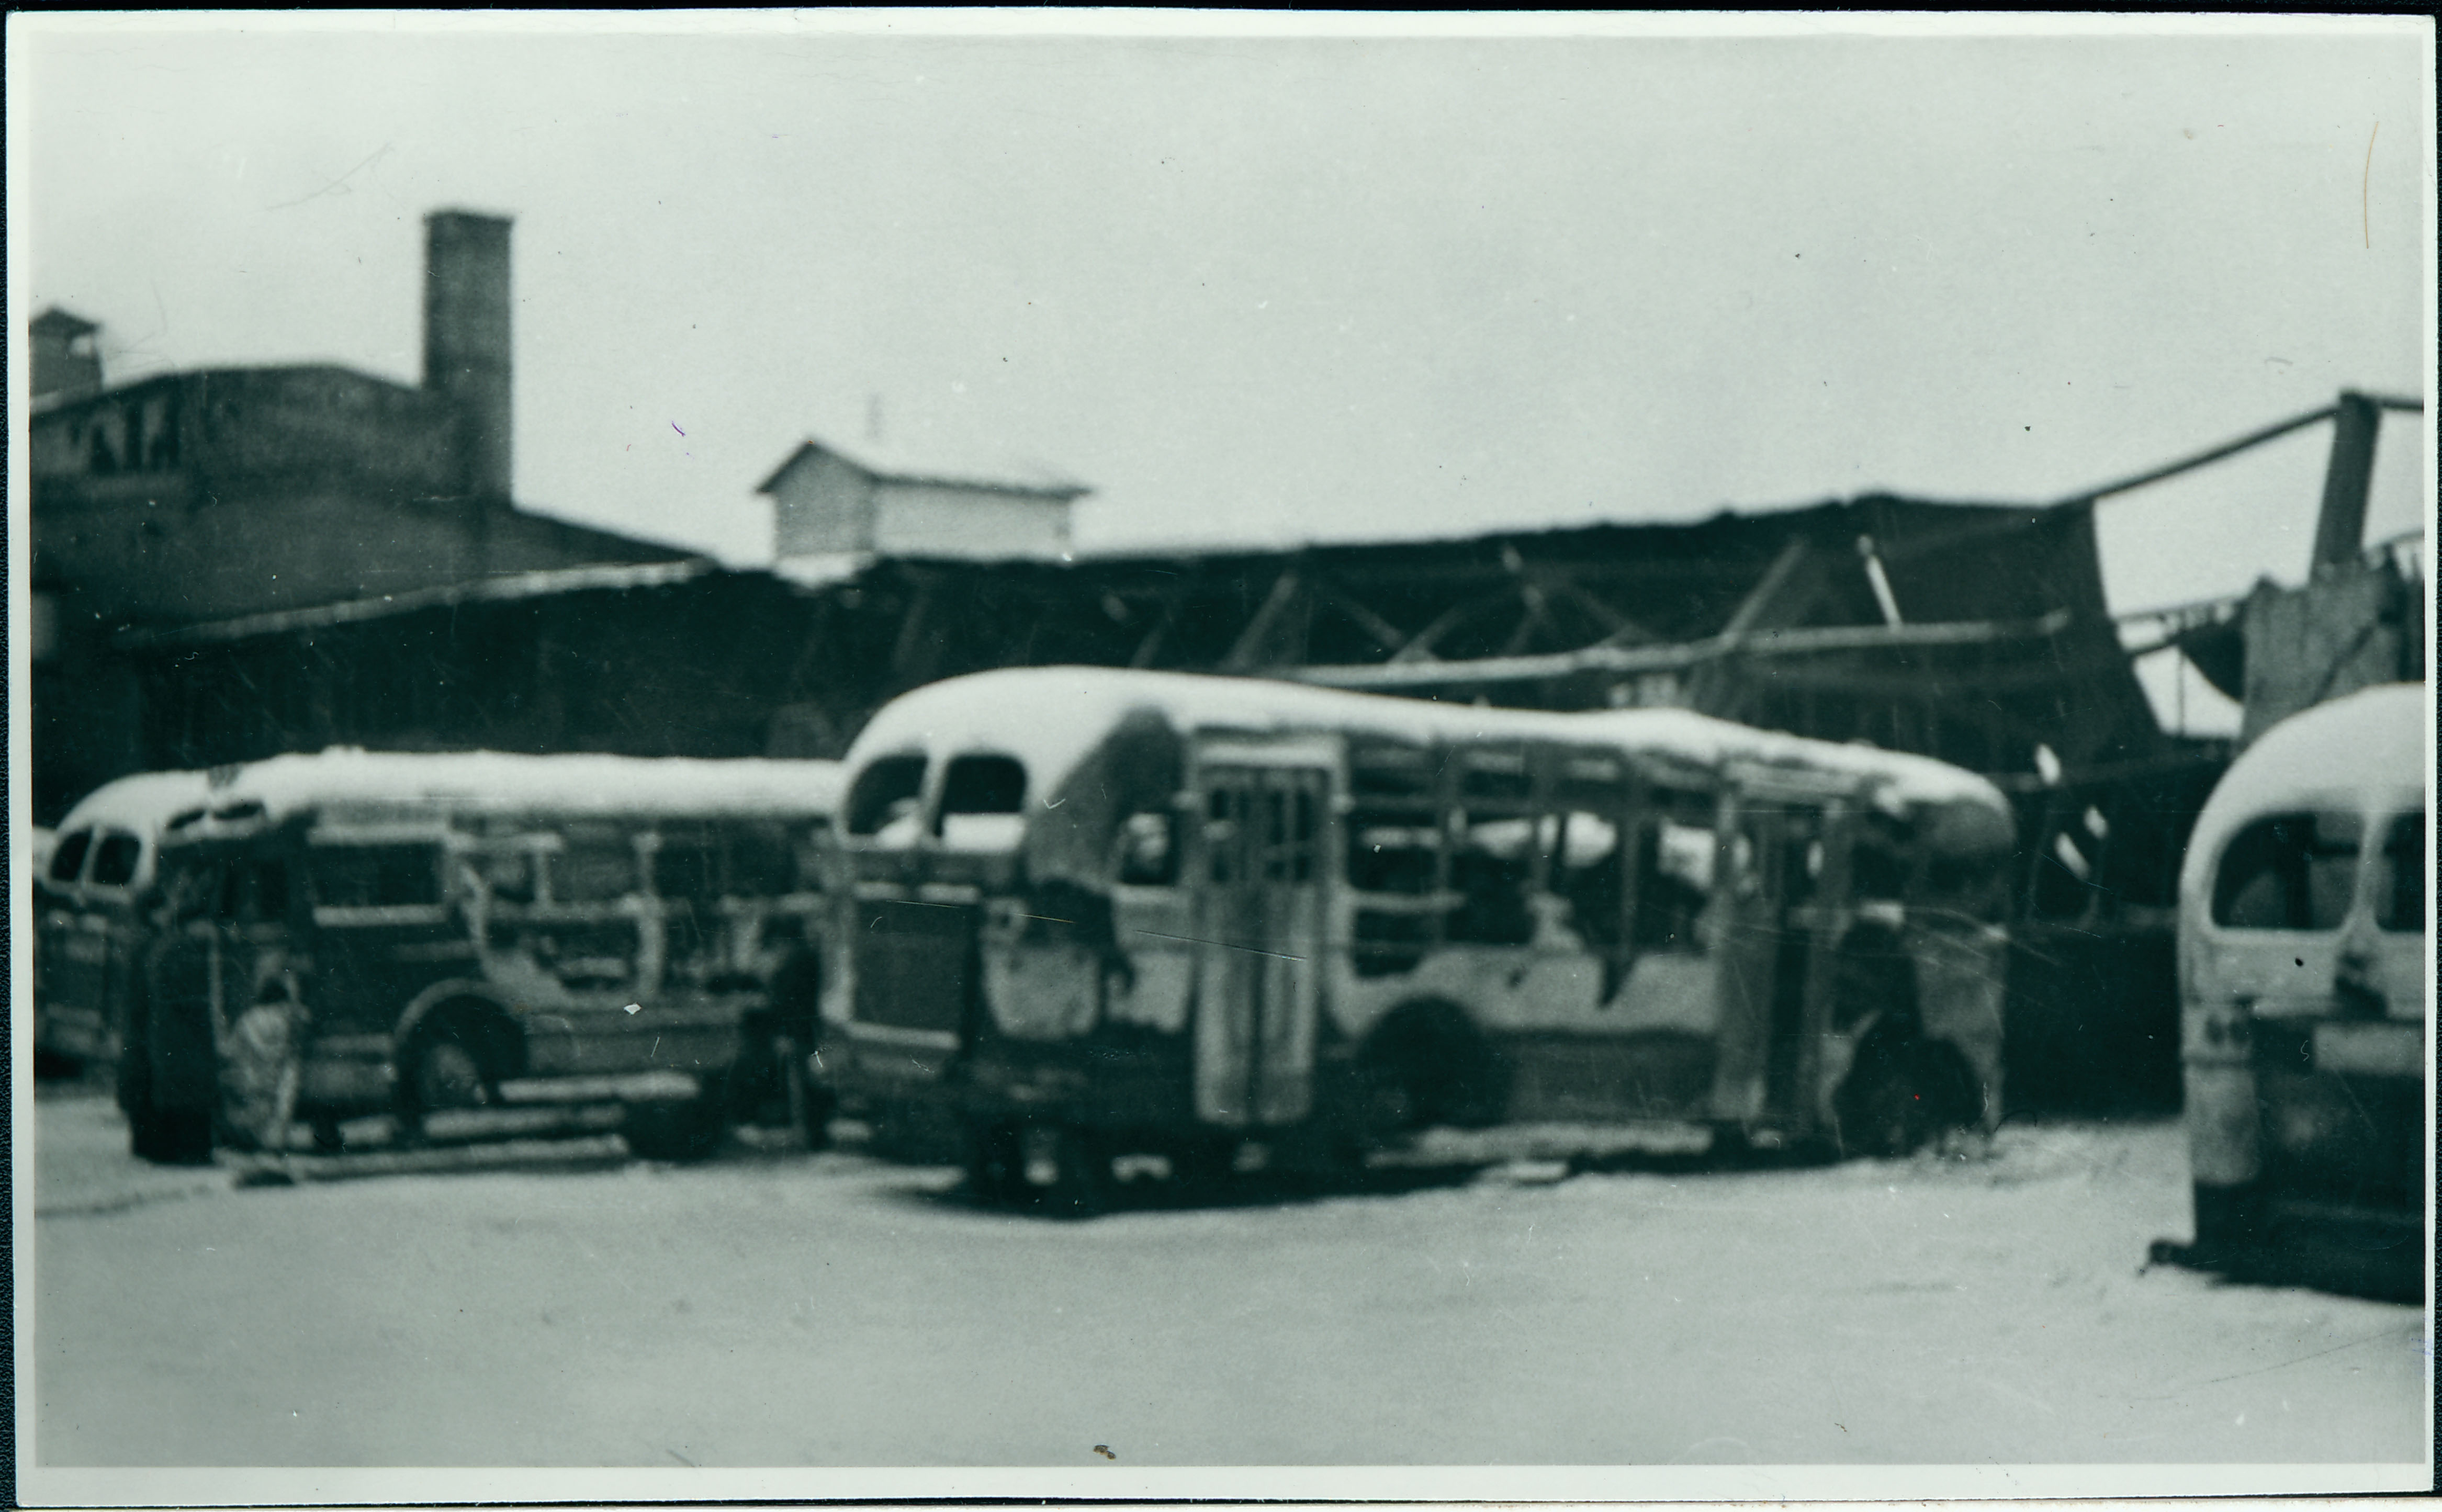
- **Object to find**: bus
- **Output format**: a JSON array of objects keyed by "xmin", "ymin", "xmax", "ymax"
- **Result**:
[
  {"xmin": 33, "ymin": 768, "xmax": 215, "ymax": 1075},
  {"xmin": 813, "ymin": 667, "xmax": 2016, "ymax": 1211},
  {"xmin": 2156, "ymin": 683, "xmax": 2427, "ymax": 1301},
  {"xmin": 114, "ymin": 749, "xmax": 841, "ymax": 1164}
]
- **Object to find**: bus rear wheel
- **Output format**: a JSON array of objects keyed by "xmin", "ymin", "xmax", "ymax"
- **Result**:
[
  {"xmin": 624, "ymin": 1095, "xmax": 728, "ymax": 1162},
  {"xmin": 965, "ymin": 1120, "xmax": 1025, "ymax": 1206},
  {"xmin": 1359, "ymin": 1000, "xmax": 1505, "ymax": 1134},
  {"xmin": 1168, "ymin": 1135, "xmax": 1240, "ymax": 1193},
  {"xmin": 119, "ymin": 1037, "xmax": 212, "ymax": 1166},
  {"xmin": 1836, "ymin": 1036, "xmax": 1965, "ymax": 1159},
  {"xmin": 1032, "ymin": 1124, "xmax": 1113, "ymax": 1219}
]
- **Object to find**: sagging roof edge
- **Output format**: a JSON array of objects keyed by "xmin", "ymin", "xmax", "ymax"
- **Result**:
[
  {"xmin": 116, "ymin": 558, "xmax": 723, "ymax": 649},
  {"xmin": 117, "ymin": 492, "xmax": 2073, "ymax": 651}
]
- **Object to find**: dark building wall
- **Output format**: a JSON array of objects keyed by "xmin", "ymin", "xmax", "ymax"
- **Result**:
[
  {"xmin": 33, "ymin": 369, "xmax": 461, "ymax": 500},
  {"xmin": 131, "ymin": 572, "xmax": 816, "ymax": 774},
  {"xmin": 30, "ymin": 363, "xmax": 690, "ymax": 822}
]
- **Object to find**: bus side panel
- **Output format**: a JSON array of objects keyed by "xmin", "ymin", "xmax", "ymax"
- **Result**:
[
  {"xmin": 35, "ymin": 889, "xmax": 120, "ymax": 1062},
  {"xmin": 1499, "ymin": 1030, "xmax": 1719, "ymax": 1122},
  {"xmin": 1331, "ymin": 945, "xmax": 1728, "ymax": 1125}
]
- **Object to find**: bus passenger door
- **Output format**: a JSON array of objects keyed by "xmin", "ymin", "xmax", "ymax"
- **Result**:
[
  {"xmin": 1189, "ymin": 742, "xmax": 1333, "ymax": 1129},
  {"xmin": 1712, "ymin": 788, "xmax": 1850, "ymax": 1132}
]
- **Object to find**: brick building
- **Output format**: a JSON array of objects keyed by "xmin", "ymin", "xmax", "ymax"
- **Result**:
[{"xmin": 28, "ymin": 210, "xmax": 694, "ymax": 820}]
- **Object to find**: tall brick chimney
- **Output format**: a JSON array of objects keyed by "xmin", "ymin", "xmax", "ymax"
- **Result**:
[{"xmin": 423, "ymin": 210, "xmax": 513, "ymax": 499}]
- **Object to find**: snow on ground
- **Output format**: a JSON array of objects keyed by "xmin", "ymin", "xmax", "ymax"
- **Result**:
[{"xmin": 24, "ymin": 1089, "xmax": 2430, "ymax": 1487}]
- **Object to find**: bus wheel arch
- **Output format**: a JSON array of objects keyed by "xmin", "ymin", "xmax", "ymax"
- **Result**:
[
  {"xmin": 1833, "ymin": 1020, "xmax": 1977, "ymax": 1159},
  {"xmin": 1357, "ymin": 998, "xmax": 1507, "ymax": 1132},
  {"xmin": 393, "ymin": 990, "xmax": 524, "ymax": 1121}
]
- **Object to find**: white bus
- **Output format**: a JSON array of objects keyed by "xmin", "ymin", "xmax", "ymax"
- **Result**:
[
  {"xmin": 114, "ymin": 750, "xmax": 841, "ymax": 1163},
  {"xmin": 34, "ymin": 768, "xmax": 216, "ymax": 1075},
  {"xmin": 815, "ymin": 668, "xmax": 2016, "ymax": 1211},
  {"xmin": 2158, "ymin": 683, "xmax": 2427, "ymax": 1300}
]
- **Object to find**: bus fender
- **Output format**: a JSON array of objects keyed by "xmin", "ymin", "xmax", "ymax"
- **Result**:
[{"xmin": 391, "ymin": 980, "xmax": 528, "ymax": 1078}]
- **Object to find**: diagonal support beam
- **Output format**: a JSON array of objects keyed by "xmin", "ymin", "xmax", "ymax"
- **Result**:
[{"xmin": 1222, "ymin": 565, "xmax": 1308, "ymax": 672}]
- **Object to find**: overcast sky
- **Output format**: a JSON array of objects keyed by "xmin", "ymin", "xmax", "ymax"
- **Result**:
[{"xmin": 12, "ymin": 13, "xmax": 2433, "ymax": 732}]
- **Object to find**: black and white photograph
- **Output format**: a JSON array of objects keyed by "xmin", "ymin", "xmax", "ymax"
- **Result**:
[{"xmin": 10, "ymin": 10, "xmax": 2435, "ymax": 1505}]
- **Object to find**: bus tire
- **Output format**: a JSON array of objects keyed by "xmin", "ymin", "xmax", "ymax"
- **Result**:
[
  {"xmin": 395, "ymin": 1002, "xmax": 515, "ymax": 1139},
  {"xmin": 128, "ymin": 1089, "xmax": 214, "ymax": 1165},
  {"xmin": 35, "ymin": 1048, "xmax": 86, "ymax": 1081},
  {"xmin": 965, "ymin": 1120, "xmax": 1025, "ymax": 1206},
  {"xmin": 1039, "ymin": 1124, "xmax": 1112, "ymax": 1219},
  {"xmin": 624, "ymin": 1095, "xmax": 727, "ymax": 1163},
  {"xmin": 120, "ymin": 1007, "xmax": 213, "ymax": 1166},
  {"xmin": 1169, "ymin": 1135, "xmax": 1239, "ymax": 1193},
  {"xmin": 1359, "ymin": 1000, "xmax": 1505, "ymax": 1133},
  {"xmin": 1835, "ymin": 1034, "xmax": 1969, "ymax": 1159}
]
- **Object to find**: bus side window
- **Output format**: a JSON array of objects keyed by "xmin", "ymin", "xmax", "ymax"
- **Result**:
[
  {"xmin": 1446, "ymin": 815, "xmax": 1534, "ymax": 945},
  {"xmin": 728, "ymin": 825, "xmax": 800, "ymax": 897},
  {"xmin": 553, "ymin": 826, "xmax": 639, "ymax": 904},
  {"xmin": 89, "ymin": 830, "xmax": 144, "ymax": 889},
  {"xmin": 1117, "ymin": 808, "xmax": 1179, "ymax": 887},
  {"xmin": 941, "ymin": 755, "xmax": 1025, "ymax": 817},
  {"xmin": 48, "ymin": 828, "xmax": 93, "ymax": 885},
  {"xmin": 159, "ymin": 857, "xmax": 219, "ymax": 923},
  {"xmin": 314, "ymin": 844, "xmax": 445, "ymax": 909},
  {"xmin": 240, "ymin": 859, "xmax": 292, "ymax": 925},
  {"xmin": 2212, "ymin": 811, "xmax": 2362, "ymax": 930},
  {"xmin": 1634, "ymin": 818, "xmax": 1714, "ymax": 952},
  {"xmin": 650, "ymin": 828, "xmax": 721, "ymax": 901},
  {"xmin": 2378, "ymin": 812, "xmax": 2423, "ymax": 933},
  {"xmin": 1851, "ymin": 826, "xmax": 1909, "ymax": 902},
  {"xmin": 1346, "ymin": 803, "xmax": 1441, "ymax": 975},
  {"xmin": 1347, "ymin": 811, "xmax": 1437, "ymax": 894},
  {"xmin": 1554, "ymin": 811, "xmax": 1624, "ymax": 949},
  {"xmin": 213, "ymin": 860, "xmax": 278, "ymax": 924},
  {"xmin": 466, "ymin": 844, "xmax": 539, "ymax": 905},
  {"xmin": 846, "ymin": 755, "xmax": 927, "ymax": 837}
]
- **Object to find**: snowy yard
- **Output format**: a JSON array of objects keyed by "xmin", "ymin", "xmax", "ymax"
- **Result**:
[{"xmin": 23, "ymin": 1088, "xmax": 2429, "ymax": 1495}]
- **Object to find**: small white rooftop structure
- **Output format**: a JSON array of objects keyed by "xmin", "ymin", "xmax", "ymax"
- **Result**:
[{"xmin": 759, "ymin": 435, "xmax": 1090, "ymax": 568}]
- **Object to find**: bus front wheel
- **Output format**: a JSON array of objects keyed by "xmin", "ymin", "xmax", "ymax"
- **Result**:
[
  {"xmin": 965, "ymin": 1121, "xmax": 1025, "ymax": 1206},
  {"xmin": 128, "ymin": 1095, "xmax": 213, "ymax": 1166},
  {"xmin": 395, "ymin": 1007, "xmax": 513, "ymax": 1139},
  {"xmin": 119, "ymin": 1033, "xmax": 212, "ymax": 1166}
]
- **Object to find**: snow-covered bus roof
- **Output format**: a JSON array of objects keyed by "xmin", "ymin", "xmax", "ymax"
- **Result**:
[
  {"xmin": 845, "ymin": 667, "xmax": 2008, "ymax": 820},
  {"xmin": 2180, "ymin": 682, "xmax": 2429, "ymax": 898},
  {"xmin": 167, "ymin": 749, "xmax": 843, "ymax": 836},
  {"xmin": 56, "ymin": 769, "xmax": 217, "ymax": 836}
]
